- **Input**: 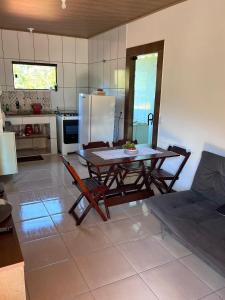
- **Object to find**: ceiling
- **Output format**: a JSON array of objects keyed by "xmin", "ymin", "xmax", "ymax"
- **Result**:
[{"xmin": 0, "ymin": 0, "xmax": 186, "ymax": 38}]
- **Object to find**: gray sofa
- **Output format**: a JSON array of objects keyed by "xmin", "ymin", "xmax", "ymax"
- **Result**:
[{"xmin": 149, "ymin": 151, "xmax": 225, "ymax": 276}]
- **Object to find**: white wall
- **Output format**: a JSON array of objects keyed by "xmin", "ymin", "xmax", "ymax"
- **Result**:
[
  {"xmin": 88, "ymin": 25, "xmax": 126, "ymax": 140},
  {"xmin": 126, "ymin": 0, "xmax": 225, "ymax": 190},
  {"xmin": 0, "ymin": 30, "xmax": 88, "ymax": 110}
]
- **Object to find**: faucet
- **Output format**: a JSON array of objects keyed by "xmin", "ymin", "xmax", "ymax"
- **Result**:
[{"xmin": 16, "ymin": 100, "xmax": 20, "ymax": 111}]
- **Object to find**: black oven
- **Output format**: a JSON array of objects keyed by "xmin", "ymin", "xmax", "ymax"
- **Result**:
[{"xmin": 63, "ymin": 119, "xmax": 79, "ymax": 144}]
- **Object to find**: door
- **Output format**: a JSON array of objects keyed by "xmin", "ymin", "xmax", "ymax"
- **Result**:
[{"xmin": 124, "ymin": 41, "xmax": 164, "ymax": 147}]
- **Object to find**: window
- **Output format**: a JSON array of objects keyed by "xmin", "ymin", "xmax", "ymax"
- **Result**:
[{"xmin": 12, "ymin": 62, "xmax": 57, "ymax": 90}]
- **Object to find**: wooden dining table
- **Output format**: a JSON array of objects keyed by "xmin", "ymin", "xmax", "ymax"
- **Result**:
[{"xmin": 76, "ymin": 144, "xmax": 179, "ymax": 211}]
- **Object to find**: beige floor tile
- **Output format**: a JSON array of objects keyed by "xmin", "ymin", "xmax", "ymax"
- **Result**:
[
  {"xmin": 12, "ymin": 202, "xmax": 49, "ymax": 222},
  {"xmin": 92, "ymin": 275, "xmax": 158, "ymax": 300},
  {"xmin": 35, "ymin": 186, "xmax": 76, "ymax": 202},
  {"xmin": 181, "ymin": 254, "xmax": 225, "ymax": 291},
  {"xmin": 79, "ymin": 209, "xmax": 106, "ymax": 227},
  {"xmin": 131, "ymin": 213, "xmax": 161, "ymax": 235},
  {"xmin": 12, "ymin": 169, "xmax": 52, "ymax": 184},
  {"xmin": 51, "ymin": 213, "xmax": 77, "ymax": 233},
  {"xmin": 98, "ymin": 218, "xmax": 147, "ymax": 244},
  {"xmin": 105, "ymin": 204, "xmax": 129, "ymax": 221},
  {"xmin": 62, "ymin": 226, "xmax": 112, "ymax": 257},
  {"xmin": 153, "ymin": 232, "xmax": 192, "ymax": 258},
  {"xmin": 141, "ymin": 260, "xmax": 211, "ymax": 300},
  {"xmin": 217, "ymin": 288, "xmax": 225, "ymax": 299},
  {"xmin": 26, "ymin": 260, "xmax": 88, "ymax": 300},
  {"xmin": 73, "ymin": 292, "xmax": 94, "ymax": 300},
  {"xmin": 22, "ymin": 235, "xmax": 70, "ymax": 271},
  {"xmin": 43, "ymin": 198, "xmax": 74, "ymax": 215},
  {"xmin": 202, "ymin": 293, "xmax": 223, "ymax": 300},
  {"xmin": 75, "ymin": 246, "xmax": 135, "ymax": 289},
  {"xmin": 15, "ymin": 216, "xmax": 57, "ymax": 242},
  {"xmin": 6, "ymin": 177, "xmax": 60, "ymax": 193},
  {"xmin": 7, "ymin": 190, "xmax": 36, "ymax": 206},
  {"xmin": 122, "ymin": 200, "xmax": 151, "ymax": 217},
  {"xmin": 118, "ymin": 236, "xmax": 175, "ymax": 272}
]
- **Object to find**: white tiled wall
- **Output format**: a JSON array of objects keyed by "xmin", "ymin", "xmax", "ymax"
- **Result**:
[
  {"xmin": 0, "ymin": 27, "xmax": 126, "ymax": 137},
  {"xmin": 88, "ymin": 25, "xmax": 126, "ymax": 140},
  {"xmin": 0, "ymin": 29, "xmax": 88, "ymax": 110}
]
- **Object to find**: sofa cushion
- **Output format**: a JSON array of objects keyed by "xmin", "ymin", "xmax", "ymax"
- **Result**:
[
  {"xmin": 191, "ymin": 151, "xmax": 225, "ymax": 205},
  {"xmin": 149, "ymin": 191, "xmax": 225, "ymax": 276},
  {"xmin": 149, "ymin": 190, "xmax": 217, "ymax": 222}
]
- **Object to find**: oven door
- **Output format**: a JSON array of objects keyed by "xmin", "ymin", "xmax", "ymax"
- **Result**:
[{"xmin": 63, "ymin": 119, "xmax": 79, "ymax": 144}]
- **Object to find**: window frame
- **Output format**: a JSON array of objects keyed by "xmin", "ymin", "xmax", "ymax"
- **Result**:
[{"xmin": 12, "ymin": 61, "xmax": 58, "ymax": 91}]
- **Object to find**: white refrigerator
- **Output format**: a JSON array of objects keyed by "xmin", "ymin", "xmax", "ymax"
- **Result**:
[{"xmin": 79, "ymin": 94, "xmax": 115, "ymax": 146}]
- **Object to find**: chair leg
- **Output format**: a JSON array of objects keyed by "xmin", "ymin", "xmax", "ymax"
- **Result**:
[
  {"xmin": 68, "ymin": 193, "xmax": 84, "ymax": 213},
  {"xmin": 76, "ymin": 205, "xmax": 92, "ymax": 225},
  {"xmin": 150, "ymin": 177, "xmax": 166, "ymax": 194},
  {"xmin": 103, "ymin": 195, "xmax": 110, "ymax": 219}
]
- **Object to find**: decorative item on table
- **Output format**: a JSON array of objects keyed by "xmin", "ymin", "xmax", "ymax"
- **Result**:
[
  {"xmin": 31, "ymin": 103, "xmax": 42, "ymax": 114},
  {"xmin": 25, "ymin": 124, "xmax": 33, "ymax": 136},
  {"xmin": 93, "ymin": 88, "xmax": 106, "ymax": 96},
  {"xmin": 123, "ymin": 141, "xmax": 138, "ymax": 155}
]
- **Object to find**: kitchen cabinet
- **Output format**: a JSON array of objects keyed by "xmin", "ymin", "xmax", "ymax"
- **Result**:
[{"xmin": 5, "ymin": 115, "xmax": 57, "ymax": 155}]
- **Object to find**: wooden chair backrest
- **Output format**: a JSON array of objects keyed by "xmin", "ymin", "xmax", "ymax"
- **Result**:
[
  {"xmin": 83, "ymin": 141, "xmax": 110, "ymax": 149},
  {"xmin": 157, "ymin": 145, "xmax": 191, "ymax": 178},
  {"xmin": 112, "ymin": 139, "xmax": 138, "ymax": 147},
  {"xmin": 61, "ymin": 156, "xmax": 91, "ymax": 198}
]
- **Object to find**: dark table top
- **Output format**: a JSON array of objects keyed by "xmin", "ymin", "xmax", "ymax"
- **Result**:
[{"xmin": 76, "ymin": 144, "xmax": 179, "ymax": 167}]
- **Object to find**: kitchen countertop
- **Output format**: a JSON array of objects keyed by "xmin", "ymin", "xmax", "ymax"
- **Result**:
[{"xmin": 5, "ymin": 111, "xmax": 56, "ymax": 117}]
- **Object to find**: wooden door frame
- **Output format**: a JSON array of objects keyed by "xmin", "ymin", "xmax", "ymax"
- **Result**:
[{"xmin": 124, "ymin": 40, "xmax": 164, "ymax": 147}]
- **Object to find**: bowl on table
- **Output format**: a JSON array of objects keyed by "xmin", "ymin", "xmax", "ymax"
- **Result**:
[
  {"xmin": 124, "ymin": 148, "xmax": 138, "ymax": 155},
  {"xmin": 123, "ymin": 141, "xmax": 138, "ymax": 155}
]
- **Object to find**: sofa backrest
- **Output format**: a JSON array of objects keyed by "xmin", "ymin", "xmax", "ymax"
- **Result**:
[{"xmin": 191, "ymin": 151, "xmax": 225, "ymax": 205}]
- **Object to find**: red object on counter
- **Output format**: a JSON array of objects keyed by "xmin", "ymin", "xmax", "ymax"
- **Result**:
[
  {"xmin": 25, "ymin": 124, "xmax": 33, "ymax": 136},
  {"xmin": 32, "ymin": 103, "xmax": 42, "ymax": 114}
]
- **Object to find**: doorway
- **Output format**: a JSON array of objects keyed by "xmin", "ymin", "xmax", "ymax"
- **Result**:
[{"xmin": 124, "ymin": 40, "xmax": 164, "ymax": 147}]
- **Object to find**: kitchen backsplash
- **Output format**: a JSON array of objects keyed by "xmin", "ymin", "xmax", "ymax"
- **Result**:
[{"xmin": 0, "ymin": 90, "xmax": 51, "ymax": 112}]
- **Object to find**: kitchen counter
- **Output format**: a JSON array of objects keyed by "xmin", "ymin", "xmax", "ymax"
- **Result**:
[
  {"xmin": 5, "ymin": 111, "xmax": 56, "ymax": 117},
  {"xmin": 5, "ymin": 114, "xmax": 57, "ymax": 154}
]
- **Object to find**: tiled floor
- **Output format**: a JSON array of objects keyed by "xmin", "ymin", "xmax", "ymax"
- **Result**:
[{"xmin": 3, "ymin": 154, "xmax": 225, "ymax": 300}]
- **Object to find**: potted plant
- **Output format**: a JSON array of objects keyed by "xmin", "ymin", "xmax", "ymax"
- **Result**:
[{"xmin": 122, "ymin": 141, "xmax": 138, "ymax": 155}]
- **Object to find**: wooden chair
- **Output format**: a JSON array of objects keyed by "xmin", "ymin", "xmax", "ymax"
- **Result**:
[
  {"xmin": 112, "ymin": 139, "xmax": 138, "ymax": 147},
  {"xmin": 150, "ymin": 145, "xmax": 191, "ymax": 194},
  {"xmin": 83, "ymin": 141, "xmax": 110, "ymax": 149},
  {"xmin": 113, "ymin": 139, "xmax": 143, "ymax": 183},
  {"xmin": 83, "ymin": 141, "xmax": 110, "ymax": 182},
  {"xmin": 61, "ymin": 156, "xmax": 108, "ymax": 225}
]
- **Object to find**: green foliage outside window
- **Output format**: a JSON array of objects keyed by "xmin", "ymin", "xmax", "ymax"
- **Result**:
[{"xmin": 13, "ymin": 63, "xmax": 57, "ymax": 90}]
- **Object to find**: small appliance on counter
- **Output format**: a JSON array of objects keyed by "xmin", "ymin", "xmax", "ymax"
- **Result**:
[
  {"xmin": 93, "ymin": 88, "xmax": 106, "ymax": 96},
  {"xmin": 31, "ymin": 103, "xmax": 42, "ymax": 114}
]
